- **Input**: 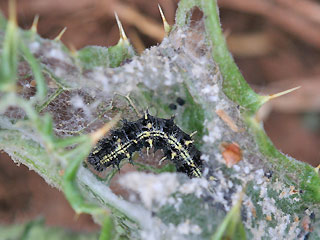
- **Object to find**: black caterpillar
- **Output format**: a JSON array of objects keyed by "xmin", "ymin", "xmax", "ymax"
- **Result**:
[{"xmin": 87, "ymin": 112, "xmax": 203, "ymax": 178}]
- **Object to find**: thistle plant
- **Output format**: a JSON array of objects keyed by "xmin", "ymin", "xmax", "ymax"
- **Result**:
[{"xmin": 1, "ymin": 1, "xmax": 320, "ymax": 240}]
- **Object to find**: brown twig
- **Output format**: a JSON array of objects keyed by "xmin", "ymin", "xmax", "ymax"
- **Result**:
[
  {"xmin": 226, "ymin": 31, "xmax": 276, "ymax": 57},
  {"xmin": 220, "ymin": 0, "xmax": 320, "ymax": 49},
  {"xmin": 275, "ymin": 0, "xmax": 320, "ymax": 25},
  {"xmin": 113, "ymin": 2, "xmax": 164, "ymax": 42}
]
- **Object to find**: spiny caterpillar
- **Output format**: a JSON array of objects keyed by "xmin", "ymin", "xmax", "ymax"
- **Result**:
[{"xmin": 88, "ymin": 112, "xmax": 203, "ymax": 178}]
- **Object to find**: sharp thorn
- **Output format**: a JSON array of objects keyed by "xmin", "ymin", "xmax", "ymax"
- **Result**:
[
  {"xmin": 268, "ymin": 86, "xmax": 301, "ymax": 100},
  {"xmin": 261, "ymin": 86, "xmax": 301, "ymax": 104},
  {"xmin": 54, "ymin": 27, "xmax": 67, "ymax": 41},
  {"xmin": 114, "ymin": 12, "xmax": 128, "ymax": 42},
  {"xmin": 158, "ymin": 4, "xmax": 171, "ymax": 35},
  {"xmin": 8, "ymin": 0, "xmax": 17, "ymax": 24},
  {"xmin": 31, "ymin": 15, "xmax": 39, "ymax": 33}
]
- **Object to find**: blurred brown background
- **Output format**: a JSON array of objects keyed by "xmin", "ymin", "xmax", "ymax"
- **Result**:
[{"xmin": 0, "ymin": 0, "xmax": 319, "ymax": 232}]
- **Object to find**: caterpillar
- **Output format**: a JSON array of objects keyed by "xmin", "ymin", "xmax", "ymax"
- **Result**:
[{"xmin": 87, "ymin": 112, "xmax": 203, "ymax": 178}]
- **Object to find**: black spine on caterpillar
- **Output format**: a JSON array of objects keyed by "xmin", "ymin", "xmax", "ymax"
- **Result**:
[{"xmin": 87, "ymin": 112, "xmax": 203, "ymax": 178}]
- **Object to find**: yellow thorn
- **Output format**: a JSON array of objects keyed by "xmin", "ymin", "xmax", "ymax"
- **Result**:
[
  {"xmin": 260, "ymin": 86, "xmax": 301, "ymax": 105},
  {"xmin": 315, "ymin": 164, "xmax": 320, "ymax": 174},
  {"xmin": 90, "ymin": 113, "xmax": 121, "ymax": 145},
  {"xmin": 31, "ymin": 15, "xmax": 39, "ymax": 33},
  {"xmin": 158, "ymin": 4, "xmax": 171, "ymax": 35},
  {"xmin": 114, "ymin": 12, "xmax": 128, "ymax": 42},
  {"xmin": 54, "ymin": 27, "xmax": 67, "ymax": 41},
  {"xmin": 8, "ymin": 0, "xmax": 17, "ymax": 25},
  {"xmin": 268, "ymin": 86, "xmax": 301, "ymax": 100}
]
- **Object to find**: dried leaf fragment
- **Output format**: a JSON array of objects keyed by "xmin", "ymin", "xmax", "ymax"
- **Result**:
[
  {"xmin": 216, "ymin": 109, "xmax": 243, "ymax": 132},
  {"xmin": 220, "ymin": 142, "xmax": 243, "ymax": 167}
]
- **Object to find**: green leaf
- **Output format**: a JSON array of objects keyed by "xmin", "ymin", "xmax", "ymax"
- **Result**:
[
  {"xmin": 0, "ymin": 13, "xmax": 18, "ymax": 91},
  {"xmin": 77, "ymin": 41, "xmax": 135, "ymax": 70},
  {"xmin": 211, "ymin": 192, "xmax": 246, "ymax": 240}
]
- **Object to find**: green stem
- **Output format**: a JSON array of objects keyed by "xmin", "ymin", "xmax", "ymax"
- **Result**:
[{"xmin": 36, "ymin": 87, "xmax": 64, "ymax": 113}]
